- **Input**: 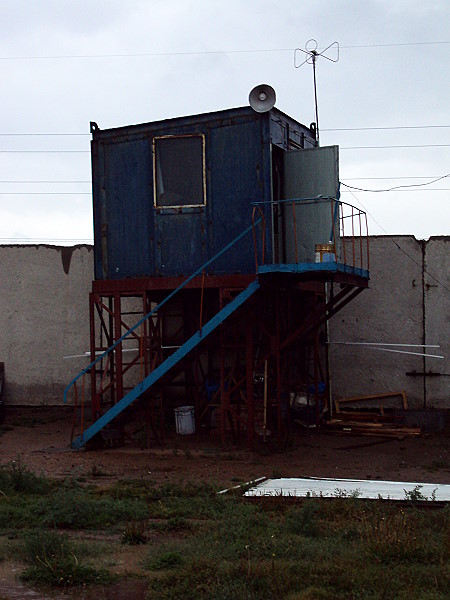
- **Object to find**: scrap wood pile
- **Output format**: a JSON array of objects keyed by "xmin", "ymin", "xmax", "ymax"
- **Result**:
[{"xmin": 325, "ymin": 391, "xmax": 421, "ymax": 438}]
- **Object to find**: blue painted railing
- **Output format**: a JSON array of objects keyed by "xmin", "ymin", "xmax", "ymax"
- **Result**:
[
  {"xmin": 64, "ymin": 218, "xmax": 262, "ymax": 409},
  {"xmin": 71, "ymin": 280, "xmax": 260, "ymax": 448}
]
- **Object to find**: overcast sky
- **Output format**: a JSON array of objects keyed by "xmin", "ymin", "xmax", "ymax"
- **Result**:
[{"xmin": 0, "ymin": 0, "xmax": 448, "ymax": 244}]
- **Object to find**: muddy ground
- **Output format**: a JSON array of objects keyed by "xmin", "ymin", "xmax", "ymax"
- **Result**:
[{"xmin": 1, "ymin": 407, "xmax": 449, "ymax": 487}]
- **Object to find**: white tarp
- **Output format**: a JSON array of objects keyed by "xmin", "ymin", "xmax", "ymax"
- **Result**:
[{"xmin": 244, "ymin": 476, "xmax": 450, "ymax": 502}]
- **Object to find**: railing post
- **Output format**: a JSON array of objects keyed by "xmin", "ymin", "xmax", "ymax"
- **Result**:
[
  {"xmin": 341, "ymin": 206, "xmax": 347, "ymax": 265},
  {"xmin": 365, "ymin": 213, "xmax": 370, "ymax": 272},
  {"xmin": 351, "ymin": 206, "xmax": 355, "ymax": 267},
  {"xmin": 291, "ymin": 201, "xmax": 298, "ymax": 263},
  {"xmin": 359, "ymin": 212, "xmax": 363, "ymax": 270},
  {"xmin": 113, "ymin": 293, "xmax": 123, "ymax": 405}
]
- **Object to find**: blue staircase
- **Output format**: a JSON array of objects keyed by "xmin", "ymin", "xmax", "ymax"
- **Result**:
[{"xmin": 71, "ymin": 279, "xmax": 260, "ymax": 449}]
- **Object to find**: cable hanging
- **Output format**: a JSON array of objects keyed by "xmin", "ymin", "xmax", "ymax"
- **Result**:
[{"xmin": 340, "ymin": 173, "xmax": 450, "ymax": 193}]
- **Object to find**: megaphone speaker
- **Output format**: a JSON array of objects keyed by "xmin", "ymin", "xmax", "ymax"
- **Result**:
[{"xmin": 249, "ymin": 84, "xmax": 276, "ymax": 113}]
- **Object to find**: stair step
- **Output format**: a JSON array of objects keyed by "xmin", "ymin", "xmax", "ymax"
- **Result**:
[{"xmin": 72, "ymin": 280, "xmax": 260, "ymax": 449}]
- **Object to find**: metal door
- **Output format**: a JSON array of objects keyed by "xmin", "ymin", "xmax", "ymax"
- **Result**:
[{"xmin": 281, "ymin": 145, "xmax": 340, "ymax": 263}]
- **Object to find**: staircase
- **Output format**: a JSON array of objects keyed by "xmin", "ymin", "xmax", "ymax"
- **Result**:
[{"xmin": 70, "ymin": 280, "xmax": 260, "ymax": 449}]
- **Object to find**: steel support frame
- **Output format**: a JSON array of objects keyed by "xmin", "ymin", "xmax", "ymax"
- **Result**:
[{"xmin": 86, "ymin": 272, "xmax": 367, "ymax": 448}]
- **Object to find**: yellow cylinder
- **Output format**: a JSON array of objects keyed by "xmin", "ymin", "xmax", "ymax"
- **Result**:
[{"xmin": 315, "ymin": 243, "xmax": 336, "ymax": 263}]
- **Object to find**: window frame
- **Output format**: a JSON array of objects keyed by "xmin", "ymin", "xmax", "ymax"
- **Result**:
[{"xmin": 152, "ymin": 134, "xmax": 207, "ymax": 210}]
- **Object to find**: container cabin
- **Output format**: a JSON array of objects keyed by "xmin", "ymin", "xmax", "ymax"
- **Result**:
[{"xmin": 66, "ymin": 105, "xmax": 370, "ymax": 449}]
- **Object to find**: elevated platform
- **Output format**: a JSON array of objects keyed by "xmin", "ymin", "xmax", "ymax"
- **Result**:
[
  {"xmin": 258, "ymin": 262, "xmax": 369, "ymax": 287},
  {"xmin": 91, "ymin": 262, "xmax": 369, "ymax": 295}
]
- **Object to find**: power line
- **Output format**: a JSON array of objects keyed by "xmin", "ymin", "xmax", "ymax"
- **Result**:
[
  {"xmin": 2, "ymin": 191, "xmax": 449, "ymax": 196},
  {"xmin": 0, "ymin": 150, "xmax": 89, "ymax": 153},
  {"xmin": 342, "ymin": 176, "xmax": 442, "ymax": 181},
  {"xmin": 1, "ymin": 144, "xmax": 449, "ymax": 154},
  {"xmin": 0, "ymin": 124, "xmax": 448, "ymax": 136},
  {"xmin": 0, "ymin": 41, "xmax": 449, "ymax": 61},
  {"xmin": 344, "ymin": 188, "xmax": 450, "ymax": 293},
  {"xmin": 0, "ymin": 133, "xmax": 89, "ymax": 136},
  {"xmin": 341, "ymin": 144, "xmax": 450, "ymax": 150},
  {"xmin": 340, "ymin": 41, "xmax": 450, "ymax": 48},
  {"xmin": 340, "ymin": 173, "xmax": 450, "ymax": 193},
  {"xmin": 340, "ymin": 189, "xmax": 450, "ymax": 193},
  {"xmin": 323, "ymin": 125, "xmax": 450, "ymax": 131},
  {"xmin": 0, "ymin": 192, "xmax": 91, "ymax": 195},
  {"xmin": 1, "ymin": 127, "xmax": 450, "ymax": 137},
  {"xmin": 0, "ymin": 176, "xmax": 443, "ymax": 183},
  {"xmin": 0, "ymin": 180, "xmax": 91, "ymax": 183},
  {"xmin": 0, "ymin": 238, "xmax": 93, "ymax": 243}
]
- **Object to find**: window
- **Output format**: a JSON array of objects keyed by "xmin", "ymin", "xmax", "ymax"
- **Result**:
[{"xmin": 153, "ymin": 135, "xmax": 205, "ymax": 208}]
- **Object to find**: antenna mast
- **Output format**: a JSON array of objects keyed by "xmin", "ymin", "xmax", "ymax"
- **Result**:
[{"xmin": 295, "ymin": 39, "xmax": 339, "ymax": 146}]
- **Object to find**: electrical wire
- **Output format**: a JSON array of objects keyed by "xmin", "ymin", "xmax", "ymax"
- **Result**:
[
  {"xmin": 340, "ymin": 173, "xmax": 450, "ymax": 193},
  {"xmin": 1, "ymin": 143, "xmax": 449, "ymax": 153},
  {"xmin": 0, "ymin": 180, "xmax": 91, "ymax": 183},
  {"xmin": 340, "ymin": 189, "xmax": 449, "ymax": 193},
  {"xmin": 341, "ymin": 144, "xmax": 450, "ymax": 149},
  {"xmin": 0, "ymin": 41, "xmax": 449, "ymax": 61},
  {"xmin": 0, "ymin": 176, "xmax": 444, "ymax": 183},
  {"xmin": 323, "ymin": 125, "xmax": 450, "ymax": 131},
  {"xmin": 1, "ymin": 125, "xmax": 449, "ymax": 135},
  {"xmin": 0, "ymin": 192, "xmax": 91, "ymax": 195},
  {"xmin": 344, "ymin": 188, "xmax": 450, "ymax": 294},
  {"xmin": 342, "ymin": 176, "xmax": 442, "ymax": 180},
  {"xmin": 0, "ymin": 238, "xmax": 92, "ymax": 243},
  {"xmin": 0, "ymin": 150, "xmax": 89, "ymax": 153}
]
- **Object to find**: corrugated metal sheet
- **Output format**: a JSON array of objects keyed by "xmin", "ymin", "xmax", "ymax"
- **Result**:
[{"xmin": 244, "ymin": 477, "xmax": 450, "ymax": 501}]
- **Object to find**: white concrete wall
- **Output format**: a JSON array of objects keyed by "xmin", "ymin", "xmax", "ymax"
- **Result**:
[
  {"xmin": 423, "ymin": 237, "xmax": 450, "ymax": 407},
  {"xmin": 329, "ymin": 236, "xmax": 449, "ymax": 409},
  {"xmin": 0, "ymin": 237, "xmax": 448, "ymax": 408},
  {"xmin": 0, "ymin": 245, "xmax": 94, "ymax": 405}
]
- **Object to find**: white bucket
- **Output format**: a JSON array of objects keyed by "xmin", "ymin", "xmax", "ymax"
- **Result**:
[{"xmin": 174, "ymin": 405, "xmax": 195, "ymax": 435}]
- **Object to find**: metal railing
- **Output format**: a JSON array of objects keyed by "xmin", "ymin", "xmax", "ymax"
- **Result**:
[
  {"xmin": 251, "ymin": 197, "xmax": 369, "ymax": 272},
  {"xmin": 64, "ymin": 217, "xmax": 263, "ymax": 412}
]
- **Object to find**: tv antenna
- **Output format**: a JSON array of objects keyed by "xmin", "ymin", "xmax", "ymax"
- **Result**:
[{"xmin": 294, "ymin": 39, "xmax": 339, "ymax": 145}]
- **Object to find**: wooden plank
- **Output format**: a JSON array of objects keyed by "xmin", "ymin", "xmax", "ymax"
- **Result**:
[{"xmin": 335, "ymin": 391, "xmax": 407, "ymax": 413}]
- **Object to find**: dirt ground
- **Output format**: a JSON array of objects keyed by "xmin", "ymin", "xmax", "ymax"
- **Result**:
[{"xmin": 1, "ymin": 407, "xmax": 449, "ymax": 487}]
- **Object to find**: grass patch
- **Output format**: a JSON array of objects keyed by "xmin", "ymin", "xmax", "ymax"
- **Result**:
[
  {"xmin": 20, "ymin": 530, "xmax": 112, "ymax": 587},
  {"xmin": 0, "ymin": 458, "xmax": 49, "ymax": 495},
  {"xmin": 141, "ymin": 494, "xmax": 449, "ymax": 599},
  {"xmin": 121, "ymin": 519, "xmax": 148, "ymax": 545},
  {"xmin": 146, "ymin": 549, "xmax": 184, "ymax": 571},
  {"xmin": 33, "ymin": 483, "xmax": 148, "ymax": 529},
  {"xmin": 1, "ymin": 462, "xmax": 448, "ymax": 597}
]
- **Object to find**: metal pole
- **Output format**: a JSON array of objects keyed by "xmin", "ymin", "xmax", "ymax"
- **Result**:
[
  {"xmin": 325, "ymin": 282, "xmax": 332, "ymax": 420},
  {"xmin": 312, "ymin": 53, "xmax": 320, "ymax": 146}
]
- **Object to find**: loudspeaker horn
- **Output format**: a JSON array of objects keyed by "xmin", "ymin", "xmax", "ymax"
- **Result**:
[{"xmin": 249, "ymin": 84, "xmax": 276, "ymax": 113}]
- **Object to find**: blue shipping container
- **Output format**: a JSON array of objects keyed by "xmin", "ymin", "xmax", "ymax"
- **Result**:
[{"xmin": 90, "ymin": 106, "xmax": 316, "ymax": 280}]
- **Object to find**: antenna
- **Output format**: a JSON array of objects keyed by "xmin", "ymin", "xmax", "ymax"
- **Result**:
[{"xmin": 294, "ymin": 39, "xmax": 339, "ymax": 145}]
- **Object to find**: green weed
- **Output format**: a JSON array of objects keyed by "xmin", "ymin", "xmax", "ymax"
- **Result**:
[
  {"xmin": 20, "ymin": 530, "xmax": 111, "ymax": 587},
  {"xmin": 0, "ymin": 463, "xmax": 447, "ymax": 597},
  {"xmin": 0, "ymin": 458, "xmax": 49, "ymax": 495},
  {"xmin": 146, "ymin": 549, "xmax": 184, "ymax": 570},
  {"xmin": 121, "ymin": 519, "xmax": 148, "ymax": 545},
  {"xmin": 33, "ymin": 483, "xmax": 148, "ymax": 529},
  {"xmin": 284, "ymin": 500, "xmax": 319, "ymax": 537}
]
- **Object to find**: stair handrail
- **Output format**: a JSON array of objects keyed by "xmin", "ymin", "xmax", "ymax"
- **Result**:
[{"xmin": 64, "ymin": 217, "xmax": 262, "ymax": 404}]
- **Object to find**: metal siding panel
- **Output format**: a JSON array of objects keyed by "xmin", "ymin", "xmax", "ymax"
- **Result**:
[
  {"xmin": 104, "ymin": 139, "xmax": 153, "ymax": 279},
  {"xmin": 91, "ymin": 139, "xmax": 104, "ymax": 279},
  {"xmin": 209, "ymin": 119, "xmax": 264, "ymax": 274},
  {"xmin": 157, "ymin": 212, "xmax": 206, "ymax": 276},
  {"xmin": 91, "ymin": 107, "xmax": 315, "ymax": 279}
]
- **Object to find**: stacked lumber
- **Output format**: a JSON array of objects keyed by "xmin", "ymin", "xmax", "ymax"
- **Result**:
[{"xmin": 326, "ymin": 391, "xmax": 421, "ymax": 438}]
